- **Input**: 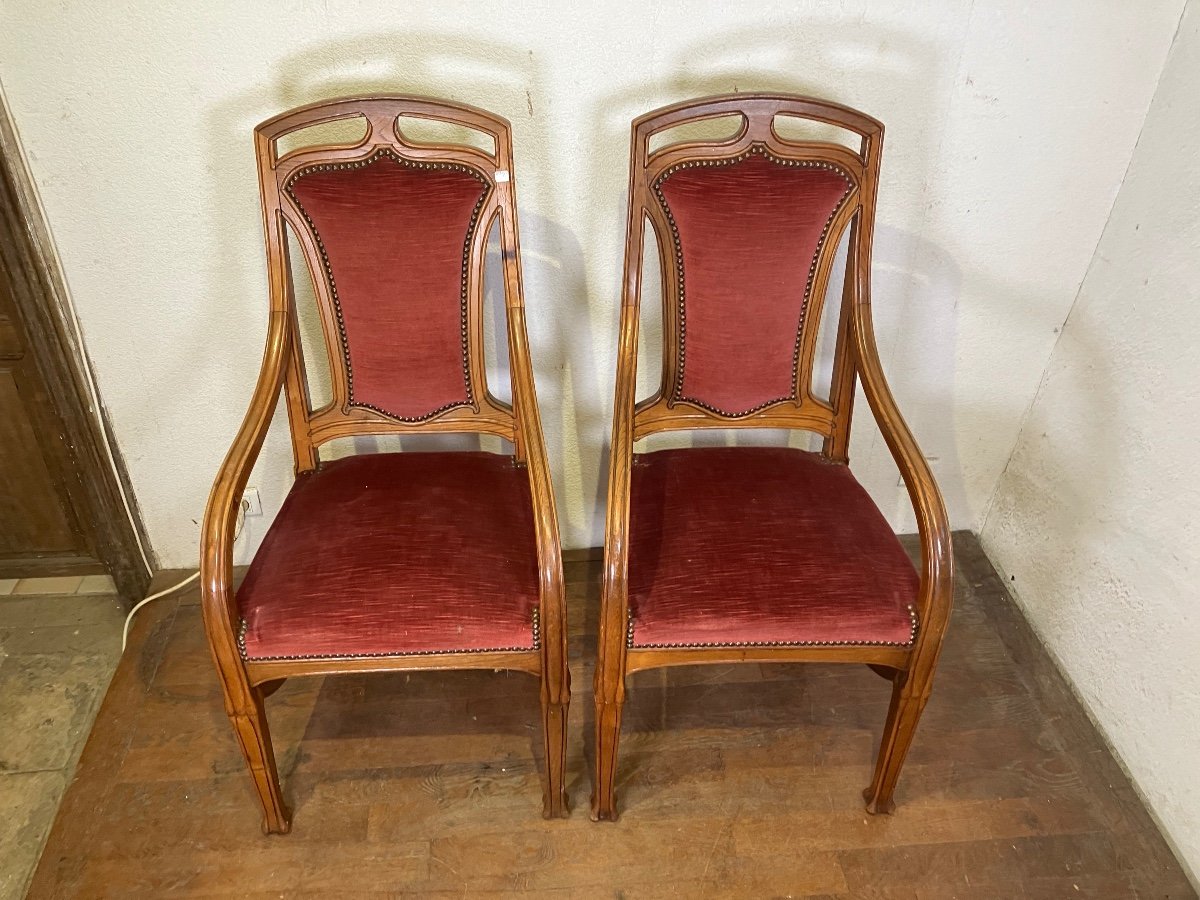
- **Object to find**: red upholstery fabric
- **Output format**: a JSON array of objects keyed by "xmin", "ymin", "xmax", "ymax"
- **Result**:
[
  {"xmin": 288, "ymin": 154, "xmax": 488, "ymax": 420},
  {"xmin": 628, "ymin": 447, "xmax": 918, "ymax": 648},
  {"xmin": 237, "ymin": 452, "xmax": 539, "ymax": 660},
  {"xmin": 656, "ymin": 151, "xmax": 851, "ymax": 415}
]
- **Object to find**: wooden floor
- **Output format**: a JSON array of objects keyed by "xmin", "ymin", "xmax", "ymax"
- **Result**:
[{"xmin": 28, "ymin": 534, "xmax": 1195, "ymax": 898}]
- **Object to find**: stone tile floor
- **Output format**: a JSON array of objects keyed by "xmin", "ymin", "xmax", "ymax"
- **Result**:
[{"xmin": 0, "ymin": 576, "xmax": 122, "ymax": 900}]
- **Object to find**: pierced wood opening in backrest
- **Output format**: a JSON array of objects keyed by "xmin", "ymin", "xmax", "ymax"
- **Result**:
[
  {"xmin": 255, "ymin": 97, "xmax": 524, "ymax": 458},
  {"xmin": 626, "ymin": 95, "xmax": 884, "ymax": 446}
]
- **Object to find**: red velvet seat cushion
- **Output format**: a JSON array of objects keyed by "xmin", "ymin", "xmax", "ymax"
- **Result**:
[
  {"xmin": 627, "ymin": 447, "xmax": 918, "ymax": 649},
  {"xmin": 237, "ymin": 452, "xmax": 540, "ymax": 661}
]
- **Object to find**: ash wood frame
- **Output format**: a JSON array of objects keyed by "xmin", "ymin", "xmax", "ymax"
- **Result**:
[
  {"xmin": 592, "ymin": 94, "xmax": 953, "ymax": 820},
  {"xmin": 0, "ymin": 93, "xmax": 151, "ymax": 602},
  {"xmin": 200, "ymin": 96, "xmax": 568, "ymax": 833}
]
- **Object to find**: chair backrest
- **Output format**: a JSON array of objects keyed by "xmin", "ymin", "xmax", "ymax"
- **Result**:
[
  {"xmin": 254, "ymin": 96, "xmax": 528, "ymax": 470},
  {"xmin": 622, "ymin": 94, "xmax": 884, "ymax": 460}
]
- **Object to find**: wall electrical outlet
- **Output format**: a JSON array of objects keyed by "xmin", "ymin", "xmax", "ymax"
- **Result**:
[{"xmin": 242, "ymin": 487, "xmax": 263, "ymax": 516}]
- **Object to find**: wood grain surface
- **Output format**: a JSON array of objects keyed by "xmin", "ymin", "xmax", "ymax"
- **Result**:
[
  {"xmin": 200, "ymin": 97, "xmax": 569, "ymax": 831},
  {"xmin": 26, "ymin": 535, "xmax": 1195, "ymax": 898},
  {"xmin": 593, "ymin": 94, "xmax": 952, "ymax": 822}
]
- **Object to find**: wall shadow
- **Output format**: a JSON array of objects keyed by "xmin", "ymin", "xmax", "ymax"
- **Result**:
[
  {"xmin": 199, "ymin": 32, "xmax": 588, "ymax": 556},
  {"xmin": 583, "ymin": 21, "xmax": 967, "ymax": 532},
  {"xmin": 979, "ymin": 286, "xmax": 1115, "ymax": 618}
]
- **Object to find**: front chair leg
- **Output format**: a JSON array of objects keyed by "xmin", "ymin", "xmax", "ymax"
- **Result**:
[
  {"xmin": 540, "ymin": 679, "xmax": 571, "ymax": 819},
  {"xmin": 226, "ymin": 686, "xmax": 292, "ymax": 834},
  {"xmin": 863, "ymin": 673, "xmax": 931, "ymax": 815},
  {"xmin": 590, "ymin": 691, "xmax": 624, "ymax": 821}
]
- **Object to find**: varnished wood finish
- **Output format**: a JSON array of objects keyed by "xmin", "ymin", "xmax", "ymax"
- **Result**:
[
  {"xmin": 0, "ymin": 93, "xmax": 149, "ymax": 603},
  {"xmin": 593, "ymin": 95, "xmax": 954, "ymax": 820},
  {"xmin": 245, "ymin": 650, "xmax": 543, "ymax": 685},
  {"xmin": 625, "ymin": 644, "xmax": 911, "ymax": 675},
  {"xmin": 27, "ymin": 538, "xmax": 1198, "ymax": 897},
  {"xmin": 200, "ymin": 97, "xmax": 568, "ymax": 832}
]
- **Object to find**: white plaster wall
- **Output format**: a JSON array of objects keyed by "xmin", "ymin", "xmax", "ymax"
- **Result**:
[
  {"xmin": 0, "ymin": 0, "xmax": 1184, "ymax": 565},
  {"xmin": 981, "ymin": 0, "xmax": 1200, "ymax": 880}
]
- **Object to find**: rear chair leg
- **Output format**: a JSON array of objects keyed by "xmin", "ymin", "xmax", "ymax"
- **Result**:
[{"xmin": 863, "ymin": 674, "xmax": 930, "ymax": 815}]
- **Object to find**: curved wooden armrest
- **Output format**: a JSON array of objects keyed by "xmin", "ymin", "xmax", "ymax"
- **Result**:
[
  {"xmin": 598, "ymin": 300, "xmax": 641, "ymax": 659},
  {"xmin": 200, "ymin": 310, "xmax": 292, "ymax": 637},
  {"xmin": 504, "ymin": 306, "xmax": 565, "ymax": 636},
  {"xmin": 598, "ymin": 199, "xmax": 648, "ymax": 675},
  {"xmin": 493, "ymin": 177, "xmax": 564, "ymax": 688},
  {"xmin": 851, "ymin": 286, "xmax": 954, "ymax": 657}
]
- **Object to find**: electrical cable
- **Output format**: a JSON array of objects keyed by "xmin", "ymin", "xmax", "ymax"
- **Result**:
[
  {"xmin": 120, "ymin": 572, "xmax": 198, "ymax": 652},
  {"xmin": 120, "ymin": 500, "xmax": 247, "ymax": 652},
  {"xmin": 0, "ymin": 84, "xmax": 237, "ymax": 654}
]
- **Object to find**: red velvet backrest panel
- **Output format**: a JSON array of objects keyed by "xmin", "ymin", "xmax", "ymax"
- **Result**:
[
  {"xmin": 286, "ymin": 150, "xmax": 490, "ymax": 421},
  {"xmin": 654, "ymin": 147, "xmax": 853, "ymax": 416}
]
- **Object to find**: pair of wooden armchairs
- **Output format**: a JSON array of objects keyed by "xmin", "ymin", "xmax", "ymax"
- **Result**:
[{"xmin": 200, "ymin": 94, "xmax": 952, "ymax": 834}]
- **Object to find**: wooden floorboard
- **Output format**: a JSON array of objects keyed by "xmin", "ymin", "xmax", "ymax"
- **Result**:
[{"xmin": 27, "ymin": 533, "xmax": 1195, "ymax": 897}]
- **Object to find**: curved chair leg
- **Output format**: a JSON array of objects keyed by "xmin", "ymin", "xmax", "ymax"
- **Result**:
[
  {"xmin": 540, "ymin": 679, "xmax": 571, "ymax": 819},
  {"xmin": 224, "ymin": 683, "xmax": 291, "ymax": 834},
  {"xmin": 867, "ymin": 664, "xmax": 899, "ymax": 681},
  {"xmin": 590, "ymin": 689, "xmax": 625, "ymax": 821},
  {"xmin": 863, "ymin": 673, "xmax": 931, "ymax": 815},
  {"xmin": 539, "ymin": 598, "xmax": 571, "ymax": 819}
]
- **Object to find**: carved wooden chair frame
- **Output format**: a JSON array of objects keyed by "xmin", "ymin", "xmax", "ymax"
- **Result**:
[
  {"xmin": 200, "ymin": 96, "xmax": 569, "ymax": 833},
  {"xmin": 591, "ymin": 94, "xmax": 954, "ymax": 820}
]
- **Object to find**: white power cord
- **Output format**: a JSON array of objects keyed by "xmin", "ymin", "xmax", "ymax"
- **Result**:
[
  {"xmin": 120, "ymin": 500, "xmax": 247, "ymax": 651},
  {"xmin": 120, "ymin": 572, "xmax": 199, "ymax": 652},
  {"xmin": 3, "ymin": 85, "xmax": 249, "ymax": 653}
]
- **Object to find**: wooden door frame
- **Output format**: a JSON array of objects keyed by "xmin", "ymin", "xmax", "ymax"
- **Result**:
[{"xmin": 0, "ymin": 94, "xmax": 151, "ymax": 607}]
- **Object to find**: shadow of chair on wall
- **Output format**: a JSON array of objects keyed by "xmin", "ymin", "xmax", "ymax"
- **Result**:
[
  {"xmin": 977, "ymin": 279, "xmax": 1117, "ymax": 625},
  {"xmin": 574, "ymin": 22, "xmax": 982, "ymax": 801},
  {"xmin": 581, "ymin": 20, "xmax": 968, "ymax": 530},
  {"xmin": 186, "ymin": 21, "xmax": 1038, "ymax": 820},
  {"xmin": 201, "ymin": 28, "xmax": 597, "ymax": 519},
  {"xmin": 269, "ymin": 32, "xmax": 600, "ymax": 491}
]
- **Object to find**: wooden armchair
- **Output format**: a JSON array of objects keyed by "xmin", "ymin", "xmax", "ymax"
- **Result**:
[
  {"xmin": 591, "ymin": 94, "xmax": 953, "ymax": 820},
  {"xmin": 200, "ymin": 97, "xmax": 569, "ymax": 833}
]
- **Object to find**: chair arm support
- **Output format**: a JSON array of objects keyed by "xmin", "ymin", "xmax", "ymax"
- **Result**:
[
  {"xmin": 200, "ymin": 310, "xmax": 291, "ymax": 648},
  {"xmin": 596, "ymin": 301, "xmax": 640, "ymax": 690},
  {"xmin": 851, "ymin": 294, "xmax": 954, "ymax": 664},
  {"xmin": 505, "ymin": 307, "xmax": 567, "ymax": 690}
]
